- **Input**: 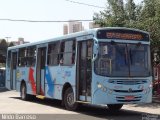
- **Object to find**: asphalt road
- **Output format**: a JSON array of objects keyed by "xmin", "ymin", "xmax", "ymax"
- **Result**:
[{"xmin": 0, "ymin": 88, "xmax": 159, "ymax": 120}]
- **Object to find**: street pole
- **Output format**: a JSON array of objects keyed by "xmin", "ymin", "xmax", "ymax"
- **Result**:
[{"xmin": 5, "ymin": 37, "xmax": 11, "ymax": 43}]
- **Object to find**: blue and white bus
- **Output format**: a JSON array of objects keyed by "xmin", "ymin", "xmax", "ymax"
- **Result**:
[{"xmin": 6, "ymin": 27, "xmax": 152, "ymax": 111}]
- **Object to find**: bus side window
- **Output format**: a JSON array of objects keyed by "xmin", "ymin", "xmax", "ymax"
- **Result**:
[
  {"xmin": 26, "ymin": 46, "xmax": 36, "ymax": 67},
  {"xmin": 18, "ymin": 48, "xmax": 26, "ymax": 67},
  {"xmin": 59, "ymin": 40, "xmax": 76, "ymax": 66},
  {"xmin": 47, "ymin": 42, "xmax": 60, "ymax": 66}
]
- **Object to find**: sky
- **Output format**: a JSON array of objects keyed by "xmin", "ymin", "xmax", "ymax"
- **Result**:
[{"xmin": 0, "ymin": 0, "xmax": 142, "ymax": 42}]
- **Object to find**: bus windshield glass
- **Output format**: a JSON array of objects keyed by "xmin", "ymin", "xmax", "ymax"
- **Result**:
[{"xmin": 95, "ymin": 42, "xmax": 150, "ymax": 77}]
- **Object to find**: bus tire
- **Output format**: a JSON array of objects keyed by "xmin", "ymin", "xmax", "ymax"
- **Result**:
[
  {"xmin": 64, "ymin": 87, "xmax": 78, "ymax": 111},
  {"xmin": 20, "ymin": 83, "xmax": 29, "ymax": 100},
  {"xmin": 107, "ymin": 104, "xmax": 123, "ymax": 111}
]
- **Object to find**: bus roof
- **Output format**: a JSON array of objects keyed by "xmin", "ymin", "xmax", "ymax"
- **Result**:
[{"xmin": 8, "ymin": 27, "xmax": 149, "ymax": 50}]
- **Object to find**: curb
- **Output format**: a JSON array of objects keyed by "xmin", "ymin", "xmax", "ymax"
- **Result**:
[{"xmin": 153, "ymin": 101, "xmax": 160, "ymax": 103}]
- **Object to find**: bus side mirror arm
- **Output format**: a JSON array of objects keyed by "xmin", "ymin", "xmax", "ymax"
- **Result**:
[{"xmin": 92, "ymin": 38, "xmax": 99, "ymax": 62}]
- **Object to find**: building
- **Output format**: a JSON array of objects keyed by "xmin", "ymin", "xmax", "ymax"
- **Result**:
[
  {"xmin": 63, "ymin": 24, "xmax": 68, "ymax": 35},
  {"xmin": 11, "ymin": 38, "xmax": 29, "ymax": 46},
  {"xmin": 69, "ymin": 21, "xmax": 83, "ymax": 33},
  {"xmin": 63, "ymin": 21, "xmax": 84, "ymax": 35},
  {"xmin": 89, "ymin": 22, "xmax": 100, "ymax": 29}
]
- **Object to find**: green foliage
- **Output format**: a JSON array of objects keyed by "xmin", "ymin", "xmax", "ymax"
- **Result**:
[
  {"xmin": 93, "ymin": 0, "xmax": 160, "ymax": 64},
  {"xmin": 8, "ymin": 42, "xmax": 14, "ymax": 47},
  {"xmin": 0, "ymin": 39, "xmax": 7, "ymax": 47}
]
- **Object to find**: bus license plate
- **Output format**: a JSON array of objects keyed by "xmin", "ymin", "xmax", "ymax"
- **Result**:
[{"xmin": 125, "ymin": 96, "xmax": 134, "ymax": 100}]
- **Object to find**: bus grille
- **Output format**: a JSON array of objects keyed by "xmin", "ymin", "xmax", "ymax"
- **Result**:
[
  {"xmin": 114, "ymin": 90, "xmax": 143, "ymax": 93},
  {"xmin": 109, "ymin": 79, "xmax": 147, "ymax": 85},
  {"xmin": 116, "ymin": 96, "xmax": 141, "ymax": 102}
]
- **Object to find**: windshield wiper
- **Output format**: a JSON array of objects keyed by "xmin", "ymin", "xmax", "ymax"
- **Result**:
[
  {"xmin": 129, "ymin": 49, "xmax": 133, "ymax": 65},
  {"xmin": 136, "ymin": 42, "xmax": 142, "ymax": 47},
  {"xmin": 111, "ymin": 40, "xmax": 116, "ymax": 45}
]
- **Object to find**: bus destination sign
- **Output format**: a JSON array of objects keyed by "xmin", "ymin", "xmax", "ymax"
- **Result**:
[
  {"xmin": 97, "ymin": 29, "xmax": 149, "ymax": 41},
  {"xmin": 106, "ymin": 32, "xmax": 142, "ymax": 40}
]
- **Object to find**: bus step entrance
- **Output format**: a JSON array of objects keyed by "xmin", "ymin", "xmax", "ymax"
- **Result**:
[
  {"xmin": 36, "ymin": 95, "xmax": 45, "ymax": 99},
  {"xmin": 76, "ymin": 101, "xmax": 90, "ymax": 104}
]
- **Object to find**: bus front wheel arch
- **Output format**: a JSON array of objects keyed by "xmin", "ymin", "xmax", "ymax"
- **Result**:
[
  {"xmin": 62, "ymin": 83, "xmax": 72, "ymax": 106},
  {"xmin": 63, "ymin": 87, "xmax": 78, "ymax": 111}
]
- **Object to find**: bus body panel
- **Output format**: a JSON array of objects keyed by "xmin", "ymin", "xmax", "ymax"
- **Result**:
[
  {"xmin": 5, "ymin": 68, "xmax": 10, "ymax": 90},
  {"xmin": 15, "ymin": 65, "xmax": 76, "ymax": 100},
  {"xmin": 16, "ymin": 67, "xmax": 36, "ymax": 95},
  {"xmin": 44, "ymin": 65, "xmax": 76, "ymax": 99}
]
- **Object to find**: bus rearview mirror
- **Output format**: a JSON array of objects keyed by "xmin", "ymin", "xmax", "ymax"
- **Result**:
[{"xmin": 92, "ymin": 38, "xmax": 99, "ymax": 61}]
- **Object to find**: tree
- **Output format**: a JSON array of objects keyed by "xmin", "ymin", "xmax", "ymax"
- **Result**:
[
  {"xmin": 140, "ymin": 0, "xmax": 160, "ymax": 64},
  {"xmin": 0, "ymin": 39, "xmax": 7, "ymax": 64},
  {"xmin": 93, "ymin": 0, "xmax": 127, "ymax": 27},
  {"xmin": 126, "ymin": 0, "xmax": 136, "ymax": 21},
  {"xmin": 0, "ymin": 39, "xmax": 7, "ymax": 48},
  {"xmin": 8, "ymin": 42, "xmax": 14, "ymax": 47}
]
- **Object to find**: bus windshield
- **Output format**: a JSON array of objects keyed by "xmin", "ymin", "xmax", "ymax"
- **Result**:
[{"xmin": 95, "ymin": 42, "xmax": 151, "ymax": 77}]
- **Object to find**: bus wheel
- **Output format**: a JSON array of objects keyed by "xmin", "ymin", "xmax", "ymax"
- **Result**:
[
  {"xmin": 20, "ymin": 83, "xmax": 29, "ymax": 100},
  {"xmin": 107, "ymin": 104, "xmax": 123, "ymax": 111},
  {"xmin": 64, "ymin": 87, "xmax": 78, "ymax": 111}
]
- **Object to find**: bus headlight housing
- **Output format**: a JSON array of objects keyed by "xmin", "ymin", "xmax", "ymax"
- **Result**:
[{"xmin": 97, "ymin": 82, "xmax": 107, "ymax": 92}]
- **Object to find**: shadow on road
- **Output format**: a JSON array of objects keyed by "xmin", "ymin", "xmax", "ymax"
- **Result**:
[
  {"xmin": 9, "ymin": 96, "xmax": 158, "ymax": 120},
  {"xmin": 10, "ymin": 96, "xmax": 64, "ymax": 109}
]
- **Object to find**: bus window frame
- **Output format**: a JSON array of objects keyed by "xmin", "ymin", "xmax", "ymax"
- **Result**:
[
  {"xmin": 7, "ymin": 50, "xmax": 11, "ymax": 68},
  {"xmin": 26, "ymin": 46, "xmax": 37, "ymax": 67},
  {"xmin": 47, "ymin": 41, "xmax": 60, "ymax": 66},
  {"xmin": 59, "ymin": 39, "xmax": 76, "ymax": 66},
  {"xmin": 18, "ymin": 48, "xmax": 27, "ymax": 67}
]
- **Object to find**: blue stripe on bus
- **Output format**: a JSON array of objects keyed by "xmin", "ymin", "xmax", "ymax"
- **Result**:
[{"xmin": 45, "ymin": 66, "xmax": 54, "ymax": 97}]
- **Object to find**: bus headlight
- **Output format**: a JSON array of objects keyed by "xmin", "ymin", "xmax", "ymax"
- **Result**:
[
  {"xmin": 97, "ymin": 82, "xmax": 108, "ymax": 92},
  {"xmin": 149, "ymin": 84, "xmax": 152, "ymax": 88},
  {"xmin": 97, "ymin": 83, "xmax": 102, "ymax": 88}
]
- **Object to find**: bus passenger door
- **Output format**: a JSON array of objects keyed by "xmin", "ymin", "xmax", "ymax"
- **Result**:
[
  {"xmin": 10, "ymin": 52, "xmax": 18, "ymax": 90},
  {"xmin": 36, "ymin": 47, "xmax": 46, "ymax": 95},
  {"xmin": 77, "ymin": 40, "xmax": 92, "ymax": 102}
]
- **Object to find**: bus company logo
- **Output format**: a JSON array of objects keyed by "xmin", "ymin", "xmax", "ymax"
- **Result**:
[{"xmin": 128, "ymin": 88, "xmax": 133, "ymax": 93}]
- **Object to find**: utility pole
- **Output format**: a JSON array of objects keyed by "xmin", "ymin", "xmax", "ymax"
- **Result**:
[{"xmin": 5, "ymin": 37, "xmax": 11, "ymax": 43}]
